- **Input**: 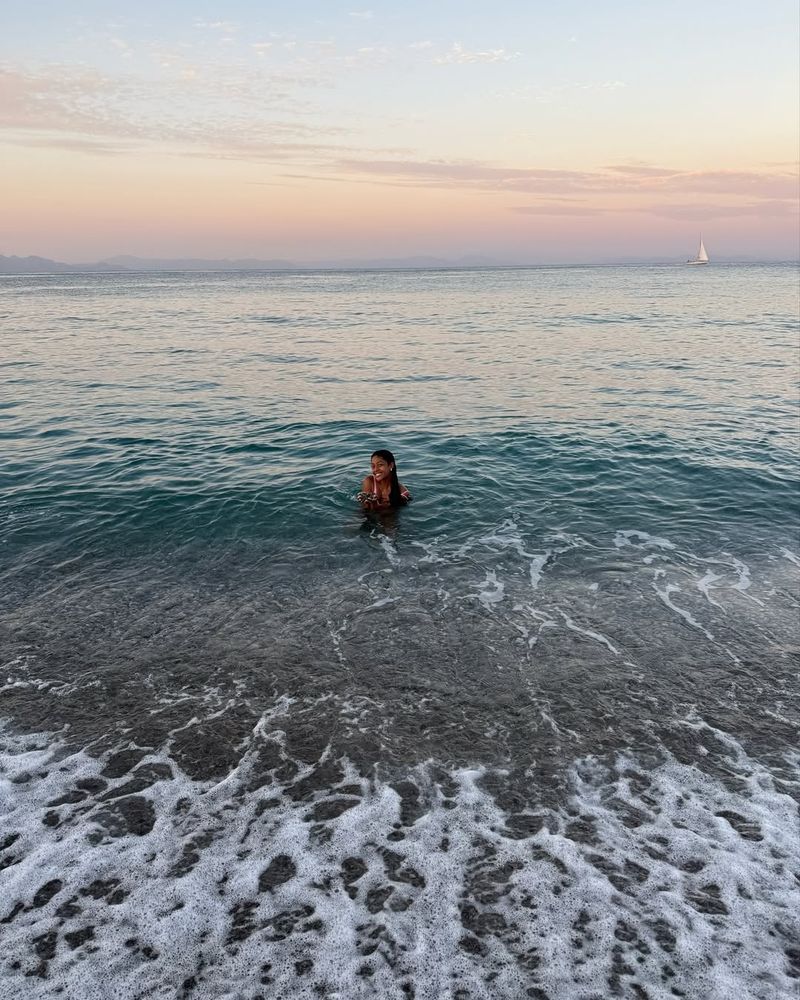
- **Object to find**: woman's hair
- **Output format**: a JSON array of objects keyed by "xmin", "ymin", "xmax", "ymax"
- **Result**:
[{"xmin": 372, "ymin": 448, "xmax": 404, "ymax": 506}]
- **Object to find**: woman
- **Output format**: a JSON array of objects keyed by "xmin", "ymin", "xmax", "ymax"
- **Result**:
[{"xmin": 357, "ymin": 449, "xmax": 412, "ymax": 510}]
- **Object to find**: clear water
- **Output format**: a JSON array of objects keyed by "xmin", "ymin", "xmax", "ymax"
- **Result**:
[{"xmin": 1, "ymin": 265, "xmax": 799, "ymax": 999}]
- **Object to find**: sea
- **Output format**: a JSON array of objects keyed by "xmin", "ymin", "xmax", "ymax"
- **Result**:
[{"xmin": 1, "ymin": 264, "xmax": 798, "ymax": 1000}]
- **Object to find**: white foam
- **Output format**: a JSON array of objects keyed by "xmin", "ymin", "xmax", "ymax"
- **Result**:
[
  {"xmin": 477, "ymin": 519, "xmax": 552, "ymax": 591},
  {"xmin": 515, "ymin": 603, "xmax": 557, "ymax": 647},
  {"xmin": 614, "ymin": 529, "xmax": 677, "ymax": 551},
  {"xmin": 376, "ymin": 533, "xmax": 400, "ymax": 567},
  {"xmin": 689, "ymin": 553, "xmax": 767, "ymax": 606},
  {"xmin": 696, "ymin": 569, "xmax": 725, "ymax": 608},
  {"xmin": 556, "ymin": 608, "xmax": 620, "ymax": 656},
  {"xmin": 364, "ymin": 596, "xmax": 401, "ymax": 610},
  {"xmin": 409, "ymin": 539, "xmax": 447, "ymax": 564},
  {"xmin": 528, "ymin": 552, "xmax": 549, "ymax": 590},
  {"xmin": 1, "ymin": 721, "xmax": 798, "ymax": 999},
  {"xmin": 474, "ymin": 570, "xmax": 504, "ymax": 609},
  {"xmin": 543, "ymin": 530, "xmax": 585, "ymax": 550},
  {"xmin": 479, "ymin": 519, "xmax": 534, "ymax": 559},
  {"xmin": 726, "ymin": 555, "xmax": 765, "ymax": 606},
  {"xmin": 652, "ymin": 570, "xmax": 715, "ymax": 640}
]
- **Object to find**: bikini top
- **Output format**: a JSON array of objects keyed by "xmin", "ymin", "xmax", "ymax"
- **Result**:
[{"xmin": 372, "ymin": 475, "xmax": 411, "ymax": 504}]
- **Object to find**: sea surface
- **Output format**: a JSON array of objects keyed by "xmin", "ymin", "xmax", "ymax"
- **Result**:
[{"xmin": 1, "ymin": 264, "xmax": 798, "ymax": 1000}]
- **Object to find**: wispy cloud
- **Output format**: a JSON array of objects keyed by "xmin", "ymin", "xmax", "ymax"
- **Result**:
[
  {"xmin": 655, "ymin": 170, "xmax": 798, "ymax": 199},
  {"xmin": 194, "ymin": 20, "xmax": 239, "ymax": 34},
  {"xmin": 605, "ymin": 164, "xmax": 798, "ymax": 197},
  {"xmin": 513, "ymin": 198, "xmax": 798, "ymax": 220},
  {"xmin": 512, "ymin": 203, "xmax": 606, "ymax": 216},
  {"xmin": 2, "ymin": 62, "xmax": 795, "ymax": 224},
  {"xmin": 348, "ymin": 10, "xmax": 373, "ymax": 18},
  {"xmin": 434, "ymin": 43, "xmax": 519, "ymax": 65},
  {"xmin": 643, "ymin": 200, "xmax": 799, "ymax": 220},
  {"xmin": 0, "ymin": 66, "xmax": 117, "ymax": 135},
  {"xmin": 336, "ymin": 158, "xmax": 798, "ymax": 203},
  {"xmin": 336, "ymin": 158, "xmax": 595, "ymax": 192},
  {"xmin": 0, "ymin": 65, "xmax": 349, "ymax": 162},
  {"xmin": 2, "ymin": 134, "xmax": 135, "ymax": 156},
  {"xmin": 502, "ymin": 80, "xmax": 625, "ymax": 103},
  {"xmin": 605, "ymin": 164, "xmax": 678, "ymax": 177}
]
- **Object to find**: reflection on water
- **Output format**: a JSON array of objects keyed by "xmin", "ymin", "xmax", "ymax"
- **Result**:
[{"xmin": 3, "ymin": 265, "xmax": 798, "ymax": 452}]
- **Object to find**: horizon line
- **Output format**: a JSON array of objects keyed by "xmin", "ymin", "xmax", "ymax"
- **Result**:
[{"xmin": 2, "ymin": 253, "xmax": 798, "ymax": 277}]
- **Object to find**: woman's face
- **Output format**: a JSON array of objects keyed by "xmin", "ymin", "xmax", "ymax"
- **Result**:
[{"xmin": 371, "ymin": 455, "xmax": 394, "ymax": 482}]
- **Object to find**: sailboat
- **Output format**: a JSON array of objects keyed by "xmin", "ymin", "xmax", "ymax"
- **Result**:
[{"xmin": 686, "ymin": 236, "xmax": 709, "ymax": 265}]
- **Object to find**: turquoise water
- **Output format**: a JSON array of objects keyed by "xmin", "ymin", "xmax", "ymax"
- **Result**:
[{"xmin": 1, "ymin": 265, "xmax": 799, "ymax": 999}]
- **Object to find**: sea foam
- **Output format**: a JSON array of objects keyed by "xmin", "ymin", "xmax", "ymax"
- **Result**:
[{"xmin": 1, "ymin": 716, "xmax": 798, "ymax": 1000}]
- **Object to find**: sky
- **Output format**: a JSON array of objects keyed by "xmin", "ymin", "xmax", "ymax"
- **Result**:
[{"xmin": 1, "ymin": 1, "xmax": 798, "ymax": 263}]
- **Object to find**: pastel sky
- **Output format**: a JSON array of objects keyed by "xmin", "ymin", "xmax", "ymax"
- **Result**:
[{"xmin": 2, "ymin": 1, "xmax": 798, "ymax": 263}]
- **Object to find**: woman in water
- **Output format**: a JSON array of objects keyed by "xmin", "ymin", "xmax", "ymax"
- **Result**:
[{"xmin": 357, "ymin": 449, "xmax": 412, "ymax": 510}]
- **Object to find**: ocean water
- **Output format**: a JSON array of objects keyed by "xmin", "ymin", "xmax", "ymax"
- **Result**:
[{"xmin": 1, "ymin": 264, "xmax": 798, "ymax": 1000}]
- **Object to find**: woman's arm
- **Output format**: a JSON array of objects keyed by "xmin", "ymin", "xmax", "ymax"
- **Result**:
[{"xmin": 357, "ymin": 476, "xmax": 378, "ymax": 508}]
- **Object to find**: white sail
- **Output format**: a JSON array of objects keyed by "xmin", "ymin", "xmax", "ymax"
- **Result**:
[{"xmin": 686, "ymin": 236, "xmax": 709, "ymax": 265}]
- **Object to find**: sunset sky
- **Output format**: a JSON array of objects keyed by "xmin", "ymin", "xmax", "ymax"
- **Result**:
[{"xmin": 2, "ymin": 1, "xmax": 798, "ymax": 263}]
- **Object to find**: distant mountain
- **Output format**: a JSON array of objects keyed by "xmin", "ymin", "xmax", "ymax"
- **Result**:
[
  {"xmin": 100, "ymin": 255, "xmax": 297, "ymax": 271},
  {"xmin": 0, "ymin": 254, "xmax": 126, "ymax": 274},
  {"xmin": 317, "ymin": 254, "xmax": 515, "ymax": 270},
  {"xmin": 2, "ymin": 252, "xmax": 793, "ymax": 275},
  {"xmin": 0, "ymin": 252, "xmax": 517, "ymax": 274},
  {"xmin": 98, "ymin": 254, "xmax": 517, "ymax": 271}
]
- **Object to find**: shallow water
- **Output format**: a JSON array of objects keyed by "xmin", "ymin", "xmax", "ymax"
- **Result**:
[{"xmin": 1, "ymin": 265, "xmax": 799, "ymax": 999}]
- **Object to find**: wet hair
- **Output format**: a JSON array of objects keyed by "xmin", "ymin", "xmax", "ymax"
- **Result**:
[{"xmin": 371, "ymin": 449, "xmax": 404, "ymax": 506}]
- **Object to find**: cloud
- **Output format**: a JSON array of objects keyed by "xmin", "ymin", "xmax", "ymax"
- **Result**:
[
  {"xmin": 502, "ymin": 81, "xmax": 625, "ymax": 103},
  {"xmin": 0, "ymin": 65, "xmax": 353, "ymax": 163},
  {"xmin": 336, "ymin": 158, "xmax": 597, "ymax": 193},
  {"xmin": 194, "ymin": 20, "xmax": 238, "ymax": 33},
  {"xmin": 605, "ymin": 164, "xmax": 679, "ymax": 177},
  {"xmin": 643, "ymin": 200, "xmax": 799, "ymax": 220},
  {"xmin": 655, "ymin": 170, "xmax": 799, "ymax": 199},
  {"xmin": 511, "ymin": 203, "xmax": 606, "ymax": 216},
  {"xmin": 578, "ymin": 80, "xmax": 625, "ymax": 90},
  {"xmin": 348, "ymin": 10, "xmax": 373, "ymax": 18},
  {"xmin": 1, "ymin": 64, "xmax": 794, "ymax": 220},
  {"xmin": 0, "ymin": 66, "xmax": 117, "ymax": 134},
  {"xmin": 513, "ymin": 198, "xmax": 798, "ymax": 220},
  {"xmin": 607, "ymin": 165, "xmax": 799, "ymax": 199},
  {"xmin": 2, "ymin": 134, "xmax": 135, "ymax": 156},
  {"xmin": 434, "ymin": 43, "xmax": 519, "ymax": 65},
  {"xmin": 335, "ymin": 158, "xmax": 799, "ymax": 206}
]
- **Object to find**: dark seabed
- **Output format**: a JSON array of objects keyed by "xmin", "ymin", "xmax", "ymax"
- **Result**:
[{"xmin": 1, "ymin": 265, "xmax": 799, "ymax": 999}]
